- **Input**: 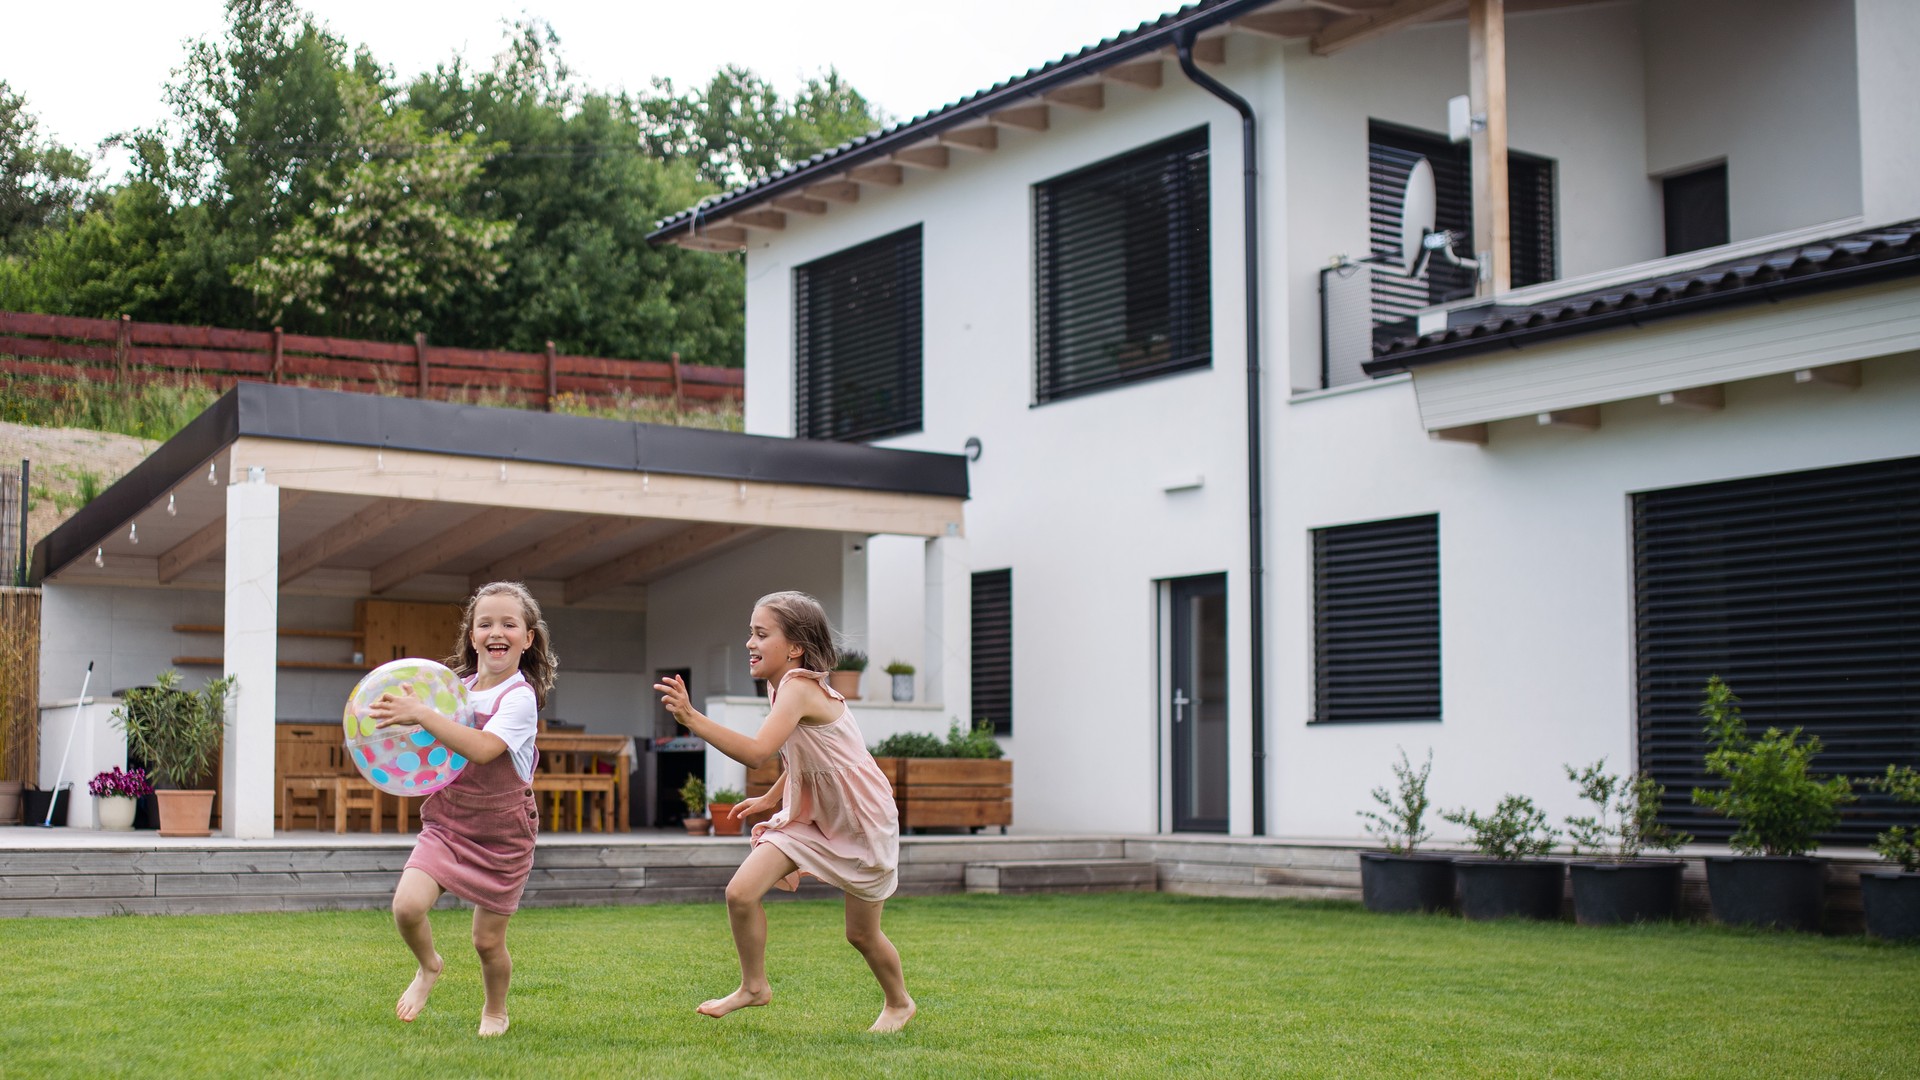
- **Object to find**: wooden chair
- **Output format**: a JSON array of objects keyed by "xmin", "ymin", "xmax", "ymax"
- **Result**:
[
  {"xmin": 532, "ymin": 773, "xmax": 618, "ymax": 832},
  {"xmin": 281, "ymin": 776, "xmax": 332, "ymax": 831},
  {"xmin": 332, "ymin": 777, "xmax": 382, "ymax": 834},
  {"xmin": 277, "ymin": 729, "xmax": 340, "ymax": 832}
]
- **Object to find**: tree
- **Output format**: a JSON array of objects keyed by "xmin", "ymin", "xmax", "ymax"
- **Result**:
[
  {"xmin": 640, "ymin": 66, "xmax": 884, "ymax": 188},
  {"xmin": 0, "ymin": 82, "xmax": 94, "ymax": 251}
]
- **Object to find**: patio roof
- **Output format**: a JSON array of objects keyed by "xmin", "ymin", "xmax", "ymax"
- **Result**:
[{"xmin": 33, "ymin": 383, "xmax": 969, "ymax": 608}]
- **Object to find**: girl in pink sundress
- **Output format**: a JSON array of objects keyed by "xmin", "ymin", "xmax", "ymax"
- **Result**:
[
  {"xmin": 654, "ymin": 589, "xmax": 914, "ymax": 1033},
  {"xmin": 370, "ymin": 580, "xmax": 557, "ymax": 1038}
]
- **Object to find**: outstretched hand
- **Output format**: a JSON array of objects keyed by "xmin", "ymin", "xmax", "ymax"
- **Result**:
[
  {"xmin": 368, "ymin": 684, "xmax": 432, "ymax": 729},
  {"xmin": 654, "ymin": 674, "xmax": 692, "ymax": 721}
]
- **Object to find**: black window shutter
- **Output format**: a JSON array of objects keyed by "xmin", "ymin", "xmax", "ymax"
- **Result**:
[
  {"xmin": 1035, "ymin": 128, "xmax": 1211, "ymax": 404},
  {"xmin": 971, "ymin": 569, "xmax": 1013, "ymax": 736},
  {"xmin": 1663, "ymin": 163, "xmax": 1729, "ymax": 256},
  {"xmin": 1635, "ymin": 457, "xmax": 1920, "ymax": 846},
  {"xmin": 1313, "ymin": 514, "xmax": 1441, "ymax": 724},
  {"xmin": 794, "ymin": 225, "xmax": 923, "ymax": 442}
]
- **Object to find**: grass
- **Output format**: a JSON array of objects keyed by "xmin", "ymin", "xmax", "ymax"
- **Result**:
[{"xmin": 0, "ymin": 893, "xmax": 1914, "ymax": 1078}]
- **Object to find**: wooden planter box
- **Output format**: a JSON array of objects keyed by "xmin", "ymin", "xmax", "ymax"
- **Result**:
[{"xmin": 746, "ymin": 757, "xmax": 1012, "ymax": 832}]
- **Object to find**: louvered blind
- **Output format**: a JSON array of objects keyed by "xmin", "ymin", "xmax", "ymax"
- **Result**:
[
  {"xmin": 794, "ymin": 225, "xmax": 923, "ymax": 442},
  {"xmin": 1313, "ymin": 515, "xmax": 1441, "ymax": 724},
  {"xmin": 1635, "ymin": 457, "xmax": 1920, "ymax": 846},
  {"xmin": 1367, "ymin": 121, "xmax": 1556, "ymax": 315},
  {"xmin": 1035, "ymin": 128, "xmax": 1211, "ymax": 404},
  {"xmin": 972, "ymin": 568, "xmax": 1013, "ymax": 735}
]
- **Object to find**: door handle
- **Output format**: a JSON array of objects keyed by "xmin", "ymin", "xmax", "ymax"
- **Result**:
[{"xmin": 1173, "ymin": 689, "xmax": 1189, "ymax": 724}]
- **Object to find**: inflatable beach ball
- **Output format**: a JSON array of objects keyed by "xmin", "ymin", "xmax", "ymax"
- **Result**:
[{"xmin": 343, "ymin": 659, "xmax": 476, "ymax": 797}]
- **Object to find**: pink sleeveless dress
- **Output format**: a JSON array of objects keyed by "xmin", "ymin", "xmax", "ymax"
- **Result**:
[
  {"xmin": 751, "ymin": 669, "xmax": 900, "ymax": 902},
  {"xmin": 403, "ymin": 682, "xmax": 540, "ymax": 915}
]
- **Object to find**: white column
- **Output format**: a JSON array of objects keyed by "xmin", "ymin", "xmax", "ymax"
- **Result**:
[
  {"xmin": 839, "ymin": 533, "xmax": 870, "ymax": 654},
  {"xmin": 923, "ymin": 534, "xmax": 970, "ymax": 719},
  {"xmin": 1857, "ymin": 0, "xmax": 1920, "ymax": 225},
  {"xmin": 222, "ymin": 471, "xmax": 279, "ymax": 839}
]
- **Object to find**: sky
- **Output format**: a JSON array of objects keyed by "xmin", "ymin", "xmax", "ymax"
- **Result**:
[{"xmin": 6, "ymin": 0, "xmax": 1188, "ymax": 179}]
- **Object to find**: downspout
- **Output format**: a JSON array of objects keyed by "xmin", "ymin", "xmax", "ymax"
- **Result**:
[{"xmin": 1174, "ymin": 34, "xmax": 1266, "ymax": 836}]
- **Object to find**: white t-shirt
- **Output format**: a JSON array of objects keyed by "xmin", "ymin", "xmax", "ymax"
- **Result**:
[{"xmin": 466, "ymin": 671, "xmax": 540, "ymax": 783}]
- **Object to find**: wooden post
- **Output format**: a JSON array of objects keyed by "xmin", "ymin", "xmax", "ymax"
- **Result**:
[
  {"xmin": 414, "ymin": 332, "xmax": 429, "ymax": 400},
  {"xmin": 1470, "ymin": 0, "xmax": 1510, "ymax": 295},
  {"xmin": 545, "ymin": 341, "xmax": 558, "ymax": 412},
  {"xmin": 670, "ymin": 351, "xmax": 684, "ymax": 414},
  {"xmin": 270, "ymin": 327, "xmax": 284, "ymax": 384},
  {"xmin": 114, "ymin": 315, "xmax": 131, "ymax": 385}
]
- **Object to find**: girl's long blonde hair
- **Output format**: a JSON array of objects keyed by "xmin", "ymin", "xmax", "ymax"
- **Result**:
[
  {"xmin": 446, "ymin": 581, "xmax": 558, "ymax": 706},
  {"xmin": 755, "ymin": 590, "xmax": 838, "ymax": 674}
]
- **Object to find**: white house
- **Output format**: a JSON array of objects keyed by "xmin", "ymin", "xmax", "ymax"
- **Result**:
[{"xmin": 648, "ymin": 0, "xmax": 1920, "ymax": 843}]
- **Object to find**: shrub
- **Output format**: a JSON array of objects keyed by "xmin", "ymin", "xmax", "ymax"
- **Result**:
[
  {"xmin": 1690, "ymin": 676, "xmax": 1853, "ymax": 857},
  {"xmin": 870, "ymin": 720, "xmax": 1004, "ymax": 760},
  {"xmin": 1443, "ymin": 794, "xmax": 1558, "ymax": 860},
  {"xmin": 678, "ymin": 774, "xmax": 707, "ymax": 816},
  {"xmin": 1357, "ymin": 747, "xmax": 1433, "ymax": 855},
  {"xmin": 1563, "ymin": 758, "xmax": 1689, "ymax": 861},
  {"xmin": 1866, "ymin": 765, "xmax": 1920, "ymax": 872},
  {"xmin": 709, "ymin": 787, "xmax": 744, "ymax": 805},
  {"xmin": 111, "ymin": 670, "xmax": 236, "ymax": 788}
]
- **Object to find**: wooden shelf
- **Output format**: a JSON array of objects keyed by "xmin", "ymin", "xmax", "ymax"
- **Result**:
[
  {"xmin": 173, "ymin": 624, "xmax": 363, "ymax": 640},
  {"xmin": 171, "ymin": 656, "xmax": 369, "ymax": 672}
]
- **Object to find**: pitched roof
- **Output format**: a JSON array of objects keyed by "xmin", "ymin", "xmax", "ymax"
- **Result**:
[{"xmin": 1366, "ymin": 219, "xmax": 1920, "ymax": 374}]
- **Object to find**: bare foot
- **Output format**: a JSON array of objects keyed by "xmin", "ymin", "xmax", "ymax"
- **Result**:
[
  {"xmin": 477, "ymin": 1012, "xmax": 510, "ymax": 1037},
  {"xmin": 696, "ymin": 986, "xmax": 772, "ymax": 1018},
  {"xmin": 396, "ymin": 955, "xmax": 443, "ymax": 1022},
  {"xmin": 870, "ymin": 997, "xmax": 916, "ymax": 1033}
]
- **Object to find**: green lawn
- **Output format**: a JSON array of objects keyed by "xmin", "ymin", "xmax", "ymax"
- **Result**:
[{"xmin": 2, "ymin": 893, "xmax": 1914, "ymax": 1078}]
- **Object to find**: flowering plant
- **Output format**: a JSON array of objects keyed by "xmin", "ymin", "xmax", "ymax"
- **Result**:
[{"xmin": 89, "ymin": 766, "xmax": 154, "ymax": 800}]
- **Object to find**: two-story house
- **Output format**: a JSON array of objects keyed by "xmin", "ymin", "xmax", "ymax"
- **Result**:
[{"xmin": 649, "ymin": 0, "xmax": 1920, "ymax": 844}]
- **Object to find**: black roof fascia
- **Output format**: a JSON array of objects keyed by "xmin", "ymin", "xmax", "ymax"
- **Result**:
[
  {"xmin": 1364, "ymin": 222, "xmax": 1920, "ymax": 375},
  {"xmin": 645, "ymin": 0, "xmax": 1274, "ymax": 246},
  {"xmin": 32, "ymin": 382, "xmax": 969, "ymax": 584}
]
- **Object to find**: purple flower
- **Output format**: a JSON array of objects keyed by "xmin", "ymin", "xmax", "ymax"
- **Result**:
[{"xmin": 89, "ymin": 767, "xmax": 154, "ymax": 799}]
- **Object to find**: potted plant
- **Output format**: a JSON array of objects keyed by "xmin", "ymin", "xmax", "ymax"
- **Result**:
[
  {"xmin": 870, "ymin": 720, "xmax": 1011, "ymax": 832},
  {"xmin": 1858, "ymin": 765, "xmax": 1920, "ymax": 941},
  {"xmin": 709, "ymin": 786, "xmax": 746, "ymax": 836},
  {"xmin": 1691, "ymin": 676, "xmax": 1853, "ymax": 931},
  {"xmin": 1563, "ymin": 759, "xmax": 1690, "ymax": 925},
  {"xmin": 829, "ymin": 651, "xmax": 867, "ymax": 700},
  {"xmin": 1355, "ymin": 747, "xmax": 1453, "ymax": 914},
  {"xmin": 88, "ymin": 766, "xmax": 153, "ymax": 832},
  {"xmin": 112, "ymin": 670, "xmax": 237, "ymax": 837},
  {"xmin": 679, "ymin": 774, "xmax": 710, "ymax": 835},
  {"xmin": 1442, "ymin": 794, "xmax": 1564, "ymax": 921},
  {"xmin": 884, "ymin": 659, "xmax": 916, "ymax": 703}
]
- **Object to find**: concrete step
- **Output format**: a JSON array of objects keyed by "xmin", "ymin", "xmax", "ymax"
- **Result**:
[{"xmin": 964, "ymin": 858, "xmax": 1158, "ymax": 895}]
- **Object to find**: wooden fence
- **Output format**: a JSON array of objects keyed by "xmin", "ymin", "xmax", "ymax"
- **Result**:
[{"xmin": 0, "ymin": 311, "xmax": 743, "ymax": 412}]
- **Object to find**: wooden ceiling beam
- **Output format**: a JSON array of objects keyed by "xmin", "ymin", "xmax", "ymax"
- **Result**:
[
  {"xmin": 770, "ymin": 194, "xmax": 828, "ymax": 215},
  {"xmin": 1104, "ymin": 59, "xmax": 1163, "ymax": 89},
  {"xmin": 848, "ymin": 163, "xmax": 903, "ymax": 186},
  {"xmin": 892, "ymin": 144, "xmax": 950, "ymax": 169},
  {"xmin": 1191, "ymin": 34, "xmax": 1227, "ymax": 64},
  {"xmin": 989, "ymin": 104, "xmax": 1050, "ymax": 131},
  {"xmin": 1043, "ymin": 82, "xmax": 1105, "ymax": 111},
  {"xmin": 157, "ymin": 491, "xmax": 307, "ymax": 584},
  {"xmin": 469, "ymin": 515, "xmax": 644, "ymax": 591},
  {"xmin": 1429, "ymin": 424, "xmax": 1489, "ymax": 445},
  {"xmin": 280, "ymin": 499, "xmax": 426, "ymax": 585},
  {"xmin": 939, "ymin": 125, "xmax": 999, "ymax": 151},
  {"xmin": 1657, "ymin": 385, "xmax": 1725, "ymax": 412},
  {"xmin": 371, "ymin": 508, "xmax": 543, "ymax": 595},
  {"xmin": 564, "ymin": 523, "xmax": 758, "ymax": 606},
  {"xmin": 806, "ymin": 180, "xmax": 861, "ymax": 203},
  {"xmin": 1233, "ymin": 11, "xmax": 1333, "ymax": 38},
  {"xmin": 733, "ymin": 209, "xmax": 787, "ymax": 230},
  {"xmin": 1312, "ymin": 0, "xmax": 1465, "ymax": 55},
  {"xmin": 1536, "ymin": 406, "xmax": 1601, "ymax": 431}
]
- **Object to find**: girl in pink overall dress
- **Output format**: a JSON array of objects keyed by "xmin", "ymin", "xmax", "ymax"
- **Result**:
[
  {"xmin": 655, "ymin": 589, "xmax": 915, "ymax": 1033},
  {"xmin": 373, "ymin": 581, "xmax": 557, "ymax": 1038}
]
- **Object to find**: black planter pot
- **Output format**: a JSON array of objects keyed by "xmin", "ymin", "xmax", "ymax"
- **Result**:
[
  {"xmin": 1453, "ymin": 858, "xmax": 1565, "ymax": 921},
  {"xmin": 1358, "ymin": 852, "xmax": 1455, "ymax": 914},
  {"xmin": 1704, "ymin": 856, "xmax": 1825, "ymax": 932},
  {"xmin": 21, "ymin": 785, "xmax": 71, "ymax": 826},
  {"xmin": 1568, "ymin": 860, "xmax": 1685, "ymax": 926},
  {"xmin": 1859, "ymin": 871, "xmax": 1920, "ymax": 941}
]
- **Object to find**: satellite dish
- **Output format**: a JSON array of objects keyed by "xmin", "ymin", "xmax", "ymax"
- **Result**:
[{"xmin": 1398, "ymin": 158, "xmax": 1436, "ymax": 273}]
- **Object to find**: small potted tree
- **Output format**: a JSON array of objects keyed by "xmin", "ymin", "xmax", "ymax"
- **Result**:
[
  {"xmin": 1691, "ymin": 676, "xmax": 1853, "ymax": 932},
  {"xmin": 709, "ymin": 787, "xmax": 746, "ymax": 836},
  {"xmin": 1355, "ymin": 748, "xmax": 1452, "ymax": 914},
  {"xmin": 679, "ymin": 774, "xmax": 710, "ymax": 835},
  {"xmin": 112, "ymin": 671, "xmax": 236, "ymax": 837},
  {"xmin": 884, "ymin": 660, "xmax": 916, "ymax": 703},
  {"xmin": 829, "ymin": 651, "xmax": 867, "ymax": 700},
  {"xmin": 1858, "ymin": 765, "xmax": 1920, "ymax": 941},
  {"xmin": 1563, "ymin": 759, "xmax": 1690, "ymax": 925},
  {"xmin": 1442, "ymin": 794, "xmax": 1563, "ymax": 921}
]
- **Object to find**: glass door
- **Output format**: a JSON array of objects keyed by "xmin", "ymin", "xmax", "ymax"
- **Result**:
[{"xmin": 1169, "ymin": 574, "xmax": 1228, "ymax": 832}]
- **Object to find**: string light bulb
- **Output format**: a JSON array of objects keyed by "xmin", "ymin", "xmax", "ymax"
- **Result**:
[
  {"xmin": 128, "ymin": 523, "xmax": 139, "ymax": 545},
  {"xmin": 166, "ymin": 492, "xmax": 177, "ymax": 516},
  {"xmin": 206, "ymin": 463, "xmax": 218, "ymax": 486},
  {"xmin": 94, "ymin": 548, "xmax": 104, "ymax": 568}
]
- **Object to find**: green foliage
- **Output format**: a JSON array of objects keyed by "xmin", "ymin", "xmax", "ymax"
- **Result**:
[
  {"xmin": 883, "ymin": 659, "xmax": 915, "ymax": 676},
  {"xmin": 677, "ymin": 773, "xmax": 706, "ymax": 816},
  {"xmin": 74, "ymin": 468, "xmax": 102, "ymax": 505},
  {"xmin": 111, "ymin": 670, "xmax": 237, "ymax": 788},
  {"xmin": 870, "ymin": 719, "xmax": 1004, "ymax": 760},
  {"xmin": 639, "ymin": 65, "xmax": 883, "ymax": 189},
  {"xmin": 1866, "ymin": 765, "xmax": 1920, "ymax": 871},
  {"xmin": 1690, "ymin": 675, "xmax": 1853, "ymax": 857},
  {"xmin": 0, "ymin": 81, "xmax": 94, "ymax": 251},
  {"xmin": 1357, "ymin": 746, "xmax": 1433, "ymax": 855},
  {"xmin": 834, "ymin": 650, "xmax": 868, "ymax": 672},
  {"xmin": 1563, "ymin": 758, "xmax": 1689, "ymax": 861},
  {"xmin": 1442, "ymin": 794, "xmax": 1558, "ymax": 860},
  {"xmin": 0, "ymin": 372, "xmax": 218, "ymax": 440},
  {"xmin": 708, "ymin": 787, "xmax": 744, "ymax": 805}
]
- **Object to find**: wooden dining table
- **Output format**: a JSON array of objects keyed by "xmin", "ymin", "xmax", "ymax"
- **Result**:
[{"xmin": 535, "ymin": 732, "xmax": 634, "ymax": 833}]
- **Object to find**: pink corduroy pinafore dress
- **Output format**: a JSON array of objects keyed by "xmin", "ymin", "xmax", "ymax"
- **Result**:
[{"xmin": 403, "ymin": 677, "xmax": 539, "ymax": 915}]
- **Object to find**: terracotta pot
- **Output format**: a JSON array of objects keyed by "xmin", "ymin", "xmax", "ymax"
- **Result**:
[
  {"xmin": 710, "ymin": 802, "xmax": 742, "ymax": 836},
  {"xmin": 0, "ymin": 780, "xmax": 21, "ymax": 825},
  {"xmin": 682, "ymin": 816, "xmax": 711, "ymax": 836},
  {"xmin": 96, "ymin": 795, "xmax": 138, "ymax": 831},
  {"xmin": 156, "ymin": 789, "xmax": 216, "ymax": 837},
  {"xmin": 827, "ymin": 670, "xmax": 862, "ymax": 700}
]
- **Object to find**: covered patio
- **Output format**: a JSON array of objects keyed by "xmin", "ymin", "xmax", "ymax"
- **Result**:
[{"xmin": 28, "ymin": 383, "xmax": 969, "ymax": 837}]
